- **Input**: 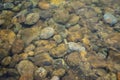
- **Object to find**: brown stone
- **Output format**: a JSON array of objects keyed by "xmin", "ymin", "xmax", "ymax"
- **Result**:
[{"xmin": 11, "ymin": 39, "xmax": 24, "ymax": 54}]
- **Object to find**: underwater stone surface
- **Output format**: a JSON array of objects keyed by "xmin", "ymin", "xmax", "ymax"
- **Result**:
[
  {"xmin": 103, "ymin": 13, "xmax": 118, "ymax": 26},
  {"xmin": 0, "ymin": 0, "xmax": 120, "ymax": 80}
]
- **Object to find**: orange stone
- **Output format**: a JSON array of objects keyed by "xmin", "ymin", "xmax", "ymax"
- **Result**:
[{"xmin": 38, "ymin": 1, "xmax": 50, "ymax": 10}]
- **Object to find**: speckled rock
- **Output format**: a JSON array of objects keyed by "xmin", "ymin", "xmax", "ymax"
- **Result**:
[
  {"xmin": 1, "ymin": 56, "xmax": 12, "ymax": 66},
  {"xmin": 20, "ymin": 27, "xmax": 41, "ymax": 45},
  {"xmin": 53, "ymin": 9, "xmax": 70, "ymax": 24},
  {"xmin": 11, "ymin": 39, "xmax": 24, "ymax": 54},
  {"xmin": 35, "ymin": 67, "xmax": 48, "ymax": 79},
  {"xmin": 29, "ymin": 53, "xmax": 53, "ymax": 66},
  {"xmin": 40, "ymin": 27, "xmax": 55, "ymax": 39},
  {"xmin": 52, "ymin": 68, "xmax": 65, "ymax": 77},
  {"xmin": 50, "ymin": 43, "xmax": 68, "ymax": 58},
  {"xmin": 25, "ymin": 13, "xmax": 40, "ymax": 25},
  {"xmin": 17, "ymin": 60, "xmax": 35, "ymax": 80}
]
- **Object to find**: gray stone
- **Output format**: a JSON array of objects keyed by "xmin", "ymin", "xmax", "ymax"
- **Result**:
[{"xmin": 40, "ymin": 27, "xmax": 55, "ymax": 39}]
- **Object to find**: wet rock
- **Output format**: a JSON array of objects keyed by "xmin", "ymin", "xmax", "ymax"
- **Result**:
[
  {"xmin": 40, "ymin": 10, "xmax": 53, "ymax": 19},
  {"xmin": 53, "ymin": 59, "xmax": 68, "ymax": 69},
  {"xmin": 103, "ymin": 13, "xmax": 118, "ymax": 26},
  {"xmin": 19, "ymin": 73, "xmax": 33, "ymax": 80},
  {"xmin": 67, "ymin": 25, "xmax": 83, "ymax": 42},
  {"xmin": 3, "ymin": 2, "xmax": 14, "ymax": 9},
  {"xmin": 29, "ymin": 53, "xmax": 53, "ymax": 66},
  {"xmin": 0, "ymin": 30, "xmax": 16, "ymax": 60},
  {"xmin": 52, "ymin": 68, "xmax": 65, "ymax": 77},
  {"xmin": 17, "ymin": 60, "xmax": 35, "ymax": 80},
  {"xmin": 40, "ymin": 27, "xmax": 55, "ymax": 39},
  {"xmin": 66, "ymin": 14, "xmax": 80, "ymax": 27},
  {"xmin": 30, "ymin": 0, "xmax": 39, "ymax": 7},
  {"xmin": 50, "ymin": 0, "xmax": 65, "ymax": 6},
  {"xmin": 0, "ymin": 19, "xmax": 5, "ymax": 25},
  {"xmin": 53, "ymin": 9, "xmax": 70, "ymax": 24},
  {"xmin": 17, "ymin": 60, "xmax": 35, "ymax": 75},
  {"xmin": 25, "ymin": 13, "xmax": 40, "ymax": 25},
  {"xmin": 0, "ymin": 49, "xmax": 9, "ymax": 61},
  {"xmin": 53, "ymin": 35, "xmax": 63, "ymax": 43},
  {"xmin": 50, "ymin": 43, "xmax": 68, "ymax": 58},
  {"xmin": 62, "ymin": 70, "xmax": 80, "ymax": 80},
  {"xmin": 9, "ymin": 54, "xmax": 20, "ymax": 67},
  {"xmin": 50, "ymin": 76, "xmax": 60, "ymax": 80},
  {"xmin": 27, "ymin": 51, "xmax": 35, "ymax": 56},
  {"xmin": 34, "ymin": 40, "xmax": 56, "ymax": 54},
  {"xmin": 24, "ymin": 44, "xmax": 35, "ymax": 52},
  {"xmin": 117, "ymin": 72, "xmax": 120, "ymax": 80},
  {"xmin": 70, "ymin": 1, "xmax": 85, "ymax": 10},
  {"xmin": 0, "ymin": 10, "xmax": 14, "ymax": 28},
  {"xmin": 6, "ymin": 68, "xmax": 19, "ymax": 76},
  {"xmin": 38, "ymin": 1, "xmax": 50, "ymax": 10},
  {"xmin": 106, "ymin": 33, "xmax": 120, "ymax": 49},
  {"xmin": 0, "ymin": 29, "xmax": 16, "ymax": 45},
  {"xmin": 20, "ymin": 27, "xmax": 41, "ymax": 45},
  {"xmin": 35, "ymin": 67, "xmax": 48, "ymax": 79},
  {"xmin": 11, "ymin": 39, "xmax": 24, "ymax": 54},
  {"xmin": 65, "ymin": 52, "xmax": 81, "ymax": 67},
  {"xmin": 1, "ymin": 56, "xmax": 12, "ymax": 66},
  {"xmin": 0, "ymin": 68, "xmax": 7, "ymax": 77},
  {"xmin": 68, "ymin": 42, "xmax": 86, "ymax": 52}
]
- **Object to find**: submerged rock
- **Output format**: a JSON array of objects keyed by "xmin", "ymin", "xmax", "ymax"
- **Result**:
[
  {"xmin": 29, "ymin": 53, "xmax": 53, "ymax": 66},
  {"xmin": 40, "ymin": 27, "xmax": 55, "ymax": 39},
  {"xmin": 25, "ymin": 13, "xmax": 40, "ymax": 25},
  {"xmin": 103, "ymin": 13, "xmax": 118, "ymax": 26},
  {"xmin": 17, "ymin": 60, "xmax": 35, "ymax": 80},
  {"xmin": 20, "ymin": 27, "xmax": 40, "ymax": 45},
  {"xmin": 53, "ymin": 9, "xmax": 70, "ymax": 24},
  {"xmin": 50, "ymin": 43, "xmax": 68, "ymax": 58}
]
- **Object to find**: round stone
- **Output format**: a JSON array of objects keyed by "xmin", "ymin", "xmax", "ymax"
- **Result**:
[
  {"xmin": 25, "ymin": 13, "xmax": 40, "ymax": 25},
  {"xmin": 40, "ymin": 27, "xmax": 55, "ymax": 39}
]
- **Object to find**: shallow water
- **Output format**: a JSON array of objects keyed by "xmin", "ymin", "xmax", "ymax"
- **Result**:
[{"xmin": 0, "ymin": 0, "xmax": 120, "ymax": 80}]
